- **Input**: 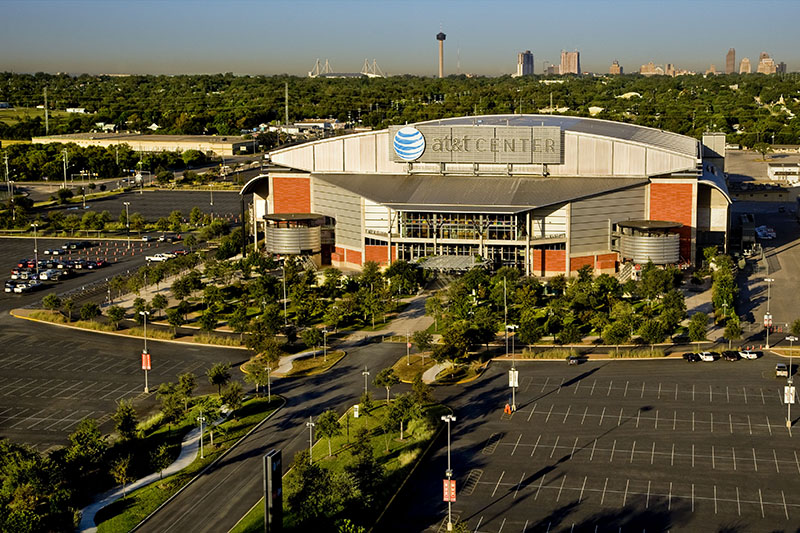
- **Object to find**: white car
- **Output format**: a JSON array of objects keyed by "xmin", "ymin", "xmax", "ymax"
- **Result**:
[
  {"xmin": 38, "ymin": 269, "xmax": 61, "ymax": 281},
  {"xmin": 145, "ymin": 253, "xmax": 170, "ymax": 262},
  {"xmin": 698, "ymin": 351, "xmax": 717, "ymax": 362},
  {"xmin": 738, "ymin": 350, "xmax": 758, "ymax": 360}
]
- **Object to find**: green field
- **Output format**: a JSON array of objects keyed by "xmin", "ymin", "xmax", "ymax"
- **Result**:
[{"xmin": 0, "ymin": 107, "xmax": 73, "ymax": 125}]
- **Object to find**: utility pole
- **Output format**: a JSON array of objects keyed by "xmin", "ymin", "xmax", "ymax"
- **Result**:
[
  {"xmin": 306, "ymin": 416, "xmax": 315, "ymax": 464},
  {"xmin": 362, "ymin": 366, "xmax": 370, "ymax": 397},
  {"xmin": 62, "ymin": 149, "xmax": 68, "ymax": 190},
  {"xmin": 284, "ymin": 82, "xmax": 289, "ymax": 127},
  {"xmin": 3, "ymin": 152, "xmax": 8, "ymax": 184},
  {"xmin": 197, "ymin": 409, "xmax": 206, "ymax": 459},
  {"xmin": 44, "ymin": 87, "xmax": 49, "ymax": 135},
  {"xmin": 441, "ymin": 414, "xmax": 456, "ymax": 531}
]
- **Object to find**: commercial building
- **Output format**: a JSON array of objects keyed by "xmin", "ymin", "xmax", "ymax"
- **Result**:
[
  {"xmin": 242, "ymin": 115, "xmax": 730, "ymax": 277},
  {"xmin": 560, "ymin": 51, "xmax": 581, "ymax": 75},
  {"xmin": 640, "ymin": 62, "xmax": 664, "ymax": 76},
  {"xmin": 726, "ymin": 48, "xmax": 736, "ymax": 74},
  {"xmin": 757, "ymin": 52, "xmax": 778, "ymax": 74},
  {"xmin": 31, "ymin": 133, "xmax": 253, "ymax": 156},
  {"xmin": 739, "ymin": 58, "xmax": 751, "ymax": 74},
  {"xmin": 515, "ymin": 51, "xmax": 534, "ymax": 77},
  {"xmin": 609, "ymin": 60, "xmax": 623, "ymax": 75}
]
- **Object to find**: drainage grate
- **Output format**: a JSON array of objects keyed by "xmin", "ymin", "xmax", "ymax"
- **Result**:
[
  {"xmin": 461, "ymin": 469, "xmax": 483, "ymax": 496},
  {"xmin": 482, "ymin": 433, "xmax": 502, "ymax": 455}
]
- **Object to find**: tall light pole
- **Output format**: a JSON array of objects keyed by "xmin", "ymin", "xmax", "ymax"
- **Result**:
[
  {"xmin": 765, "ymin": 278, "xmax": 774, "ymax": 313},
  {"xmin": 406, "ymin": 329, "xmax": 411, "ymax": 365},
  {"xmin": 123, "ymin": 201, "xmax": 131, "ymax": 249},
  {"xmin": 140, "ymin": 310, "xmax": 150, "ymax": 393},
  {"xmin": 306, "ymin": 416, "xmax": 315, "ymax": 464},
  {"xmin": 507, "ymin": 324, "xmax": 519, "ymax": 411},
  {"xmin": 362, "ymin": 366, "xmax": 370, "ymax": 397},
  {"xmin": 441, "ymin": 414, "xmax": 456, "ymax": 532},
  {"xmin": 266, "ymin": 365, "xmax": 272, "ymax": 400},
  {"xmin": 282, "ymin": 264, "xmax": 288, "ymax": 326},
  {"xmin": 765, "ymin": 278, "xmax": 774, "ymax": 349},
  {"xmin": 62, "ymin": 149, "xmax": 68, "ymax": 190},
  {"xmin": 30, "ymin": 223, "xmax": 39, "ymax": 277},
  {"xmin": 322, "ymin": 329, "xmax": 328, "ymax": 362},
  {"xmin": 787, "ymin": 336, "xmax": 797, "ymax": 429},
  {"xmin": 197, "ymin": 409, "xmax": 206, "ymax": 459}
]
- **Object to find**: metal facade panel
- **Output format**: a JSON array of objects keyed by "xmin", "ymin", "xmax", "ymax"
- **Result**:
[
  {"xmin": 577, "ymin": 136, "xmax": 613, "ymax": 176},
  {"xmin": 314, "ymin": 139, "xmax": 344, "ymax": 172},
  {"xmin": 312, "ymin": 178, "xmax": 362, "ymax": 248},
  {"xmin": 451, "ymin": 126, "xmax": 494, "ymax": 163},
  {"xmin": 492, "ymin": 127, "xmax": 532, "ymax": 164},
  {"xmin": 415, "ymin": 126, "xmax": 453, "ymax": 163},
  {"xmin": 570, "ymin": 185, "xmax": 646, "ymax": 255},
  {"xmin": 533, "ymin": 126, "xmax": 563, "ymax": 164},
  {"xmin": 612, "ymin": 142, "xmax": 646, "ymax": 176}
]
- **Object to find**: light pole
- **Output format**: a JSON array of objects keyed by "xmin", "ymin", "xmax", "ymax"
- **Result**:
[
  {"xmin": 322, "ymin": 329, "xmax": 328, "ymax": 361},
  {"xmin": 123, "ymin": 201, "xmax": 131, "ymax": 249},
  {"xmin": 140, "ymin": 310, "xmax": 150, "ymax": 393},
  {"xmin": 787, "ymin": 336, "xmax": 797, "ymax": 429},
  {"xmin": 507, "ymin": 324, "xmax": 519, "ymax": 411},
  {"xmin": 306, "ymin": 416, "xmax": 315, "ymax": 464},
  {"xmin": 282, "ymin": 264, "xmax": 288, "ymax": 326},
  {"xmin": 266, "ymin": 365, "xmax": 272, "ymax": 400},
  {"xmin": 441, "ymin": 414, "xmax": 456, "ymax": 532},
  {"xmin": 30, "ymin": 223, "xmax": 39, "ymax": 277},
  {"xmin": 765, "ymin": 278, "xmax": 774, "ymax": 313},
  {"xmin": 62, "ymin": 149, "xmax": 68, "ymax": 190},
  {"xmin": 197, "ymin": 409, "xmax": 206, "ymax": 459},
  {"xmin": 765, "ymin": 278, "xmax": 774, "ymax": 349},
  {"xmin": 362, "ymin": 366, "xmax": 370, "ymax": 397},
  {"xmin": 406, "ymin": 329, "xmax": 411, "ymax": 365}
]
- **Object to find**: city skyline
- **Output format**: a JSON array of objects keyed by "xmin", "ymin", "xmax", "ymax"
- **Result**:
[{"xmin": 1, "ymin": 0, "xmax": 799, "ymax": 76}]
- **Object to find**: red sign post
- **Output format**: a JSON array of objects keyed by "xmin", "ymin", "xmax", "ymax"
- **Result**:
[
  {"xmin": 443, "ymin": 479, "xmax": 456, "ymax": 502},
  {"xmin": 141, "ymin": 351, "xmax": 151, "ymax": 370}
]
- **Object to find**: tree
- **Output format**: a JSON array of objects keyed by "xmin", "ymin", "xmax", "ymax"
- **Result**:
[
  {"xmin": 42, "ymin": 293, "xmax": 61, "ymax": 311},
  {"xmin": 106, "ymin": 305, "xmax": 126, "ymax": 330},
  {"xmin": 316, "ymin": 409, "xmax": 342, "ymax": 457},
  {"xmin": 189, "ymin": 206, "xmax": 204, "ymax": 227},
  {"xmin": 198, "ymin": 309, "xmax": 218, "ymax": 332},
  {"xmin": 151, "ymin": 293, "xmax": 168, "ymax": 318},
  {"xmin": 688, "ymin": 312, "xmax": 709, "ymax": 346},
  {"xmin": 151, "ymin": 443, "xmax": 172, "ymax": 480},
  {"xmin": 638, "ymin": 319, "xmax": 667, "ymax": 355},
  {"xmin": 412, "ymin": 330, "xmax": 433, "ymax": 363},
  {"xmin": 301, "ymin": 327, "xmax": 324, "ymax": 357},
  {"xmin": 374, "ymin": 368, "xmax": 400, "ymax": 403},
  {"xmin": 285, "ymin": 450, "xmax": 336, "ymax": 528},
  {"xmin": 425, "ymin": 294, "xmax": 444, "ymax": 332},
  {"xmin": 166, "ymin": 308, "xmax": 185, "ymax": 335},
  {"xmin": 184, "ymin": 233, "xmax": 198, "ymax": 251},
  {"xmin": 792, "ymin": 318, "xmax": 800, "ymax": 339},
  {"xmin": 65, "ymin": 418, "xmax": 107, "ymax": 485},
  {"xmin": 602, "ymin": 321, "xmax": 630, "ymax": 355},
  {"xmin": 387, "ymin": 393, "xmax": 417, "ymax": 440},
  {"xmin": 207, "ymin": 362, "xmax": 231, "ymax": 395},
  {"xmin": 111, "ymin": 455, "xmax": 134, "ymax": 497},
  {"xmin": 753, "ymin": 142, "xmax": 773, "ymax": 159},
  {"xmin": 412, "ymin": 374, "xmax": 434, "ymax": 406},
  {"xmin": 63, "ymin": 297, "xmax": 75, "ymax": 321},
  {"xmin": 221, "ymin": 381, "xmax": 244, "ymax": 415},
  {"xmin": 156, "ymin": 217, "xmax": 170, "ymax": 232},
  {"xmin": 177, "ymin": 372, "xmax": 197, "ymax": 411},
  {"xmin": 228, "ymin": 304, "xmax": 250, "ymax": 341},
  {"xmin": 245, "ymin": 364, "xmax": 271, "ymax": 397},
  {"xmin": 113, "ymin": 399, "xmax": 139, "ymax": 441},
  {"xmin": 56, "ymin": 187, "xmax": 73, "ymax": 204},
  {"xmin": 157, "ymin": 382, "xmax": 183, "ymax": 428},
  {"xmin": 344, "ymin": 427, "xmax": 384, "ymax": 508},
  {"xmin": 80, "ymin": 302, "xmax": 101, "ymax": 321},
  {"xmin": 724, "ymin": 315, "xmax": 743, "ymax": 350},
  {"xmin": 129, "ymin": 212, "xmax": 145, "ymax": 233}
]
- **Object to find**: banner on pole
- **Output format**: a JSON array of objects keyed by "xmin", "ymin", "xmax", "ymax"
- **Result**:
[
  {"xmin": 785, "ymin": 386, "xmax": 796, "ymax": 404},
  {"xmin": 443, "ymin": 479, "xmax": 456, "ymax": 502},
  {"xmin": 141, "ymin": 351, "xmax": 151, "ymax": 370},
  {"xmin": 508, "ymin": 369, "xmax": 519, "ymax": 388}
]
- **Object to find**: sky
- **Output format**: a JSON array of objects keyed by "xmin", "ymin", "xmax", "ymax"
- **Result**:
[{"xmin": 2, "ymin": 0, "xmax": 799, "ymax": 76}]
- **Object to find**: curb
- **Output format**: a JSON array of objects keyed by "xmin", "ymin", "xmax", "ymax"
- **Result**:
[
  {"xmin": 10, "ymin": 309, "xmax": 248, "ymax": 350},
  {"xmin": 129, "ymin": 396, "xmax": 286, "ymax": 531}
]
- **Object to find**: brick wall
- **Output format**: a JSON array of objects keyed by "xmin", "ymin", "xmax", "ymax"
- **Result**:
[
  {"xmin": 272, "ymin": 177, "xmax": 311, "ymax": 213},
  {"xmin": 545, "ymin": 250, "xmax": 566, "ymax": 273},
  {"xmin": 345, "ymin": 248, "xmax": 362, "ymax": 266},
  {"xmin": 595, "ymin": 253, "xmax": 618, "ymax": 270},
  {"xmin": 364, "ymin": 244, "xmax": 396, "ymax": 266},
  {"xmin": 570, "ymin": 255, "xmax": 594, "ymax": 272},
  {"xmin": 649, "ymin": 182, "xmax": 694, "ymax": 260}
]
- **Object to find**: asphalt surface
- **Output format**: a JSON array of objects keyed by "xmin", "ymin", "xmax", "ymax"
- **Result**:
[
  {"xmin": 383, "ymin": 356, "xmax": 800, "ymax": 532},
  {"xmin": 135, "ymin": 341, "xmax": 408, "ymax": 533}
]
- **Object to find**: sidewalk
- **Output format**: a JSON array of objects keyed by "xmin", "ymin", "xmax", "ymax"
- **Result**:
[{"xmin": 77, "ymin": 423, "xmax": 209, "ymax": 532}]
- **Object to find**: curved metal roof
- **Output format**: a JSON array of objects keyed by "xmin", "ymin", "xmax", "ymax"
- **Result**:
[
  {"xmin": 617, "ymin": 220, "xmax": 683, "ymax": 231},
  {"xmin": 239, "ymin": 173, "xmax": 268, "ymax": 195},
  {"xmin": 417, "ymin": 114, "xmax": 700, "ymax": 159}
]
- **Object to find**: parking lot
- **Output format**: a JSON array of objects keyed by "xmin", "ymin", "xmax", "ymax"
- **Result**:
[{"xmin": 388, "ymin": 356, "xmax": 800, "ymax": 532}]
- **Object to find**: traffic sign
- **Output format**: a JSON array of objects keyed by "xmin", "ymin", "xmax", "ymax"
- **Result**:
[
  {"xmin": 407, "ymin": 342, "xmax": 412, "ymax": 349},
  {"xmin": 141, "ymin": 350, "xmax": 151, "ymax": 370},
  {"xmin": 353, "ymin": 404, "xmax": 360, "ymax": 418},
  {"xmin": 785, "ymin": 386, "xmax": 796, "ymax": 404},
  {"xmin": 508, "ymin": 369, "xmax": 519, "ymax": 388},
  {"xmin": 443, "ymin": 479, "xmax": 456, "ymax": 502}
]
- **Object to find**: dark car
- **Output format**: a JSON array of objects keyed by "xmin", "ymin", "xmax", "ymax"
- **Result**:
[
  {"xmin": 173, "ymin": 249, "xmax": 188, "ymax": 255},
  {"xmin": 683, "ymin": 352, "xmax": 701, "ymax": 362},
  {"xmin": 567, "ymin": 355, "xmax": 580, "ymax": 365},
  {"xmin": 722, "ymin": 350, "xmax": 740, "ymax": 361}
]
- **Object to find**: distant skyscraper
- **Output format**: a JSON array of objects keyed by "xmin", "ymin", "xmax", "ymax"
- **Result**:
[
  {"xmin": 544, "ymin": 63, "xmax": 558, "ymax": 75},
  {"xmin": 739, "ymin": 58, "xmax": 751, "ymax": 74},
  {"xmin": 609, "ymin": 60, "xmax": 622, "ymax": 75},
  {"xmin": 560, "ymin": 50, "xmax": 580, "ymax": 75},
  {"xmin": 725, "ymin": 48, "xmax": 735, "ymax": 74},
  {"xmin": 706, "ymin": 64, "xmax": 718, "ymax": 76},
  {"xmin": 516, "ymin": 50, "xmax": 534, "ymax": 77},
  {"xmin": 665, "ymin": 64, "xmax": 676, "ymax": 77},
  {"xmin": 777, "ymin": 62, "xmax": 787, "ymax": 74},
  {"xmin": 640, "ymin": 62, "xmax": 663, "ymax": 76},
  {"xmin": 436, "ymin": 32, "xmax": 446, "ymax": 78},
  {"xmin": 757, "ymin": 52, "xmax": 777, "ymax": 74}
]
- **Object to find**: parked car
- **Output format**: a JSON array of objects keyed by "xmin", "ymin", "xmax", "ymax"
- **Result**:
[
  {"xmin": 722, "ymin": 350, "xmax": 740, "ymax": 361},
  {"xmin": 698, "ymin": 351, "xmax": 718, "ymax": 362},
  {"xmin": 72, "ymin": 259, "xmax": 88, "ymax": 270},
  {"xmin": 173, "ymin": 249, "xmax": 188, "ymax": 255},
  {"xmin": 739, "ymin": 350, "xmax": 759, "ymax": 360},
  {"xmin": 567, "ymin": 355, "xmax": 580, "ymax": 365},
  {"xmin": 142, "ymin": 235, "xmax": 154, "ymax": 242},
  {"xmin": 145, "ymin": 253, "xmax": 170, "ymax": 262},
  {"xmin": 683, "ymin": 352, "xmax": 701, "ymax": 362},
  {"xmin": 4, "ymin": 280, "xmax": 18, "ymax": 292},
  {"xmin": 776, "ymin": 363, "xmax": 789, "ymax": 378},
  {"xmin": 38, "ymin": 269, "xmax": 61, "ymax": 281}
]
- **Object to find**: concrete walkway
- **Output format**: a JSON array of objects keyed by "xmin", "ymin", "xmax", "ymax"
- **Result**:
[
  {"xmin": 272, "ymin": 348, "xmax": 321, "ymax": 376},
  {"xmin": 77, "ymin": 421, "xmax": 213, "ymax": 532},
  {"xmin": 422, "ymin": 362, "xmax": 451, "ymax": 384}
]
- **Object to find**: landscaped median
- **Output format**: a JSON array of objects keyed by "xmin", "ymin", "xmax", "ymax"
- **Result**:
[
  {"xmin": 230, "ymin": 401, "xmax": 448, "ymax": 533},
  {"xmin": 93, "ymin": 395, "xmax": 284, "ymax": 533}
]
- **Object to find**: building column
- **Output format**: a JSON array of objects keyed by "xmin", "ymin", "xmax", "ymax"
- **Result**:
[{"xmin": 525, "ymin": 212, "xmax": 531, "ymax": 276}]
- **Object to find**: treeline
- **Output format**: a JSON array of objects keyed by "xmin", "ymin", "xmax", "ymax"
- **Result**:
[{"xmin": 1, "ymin": 71, "xmax": 799, "ymax": 144}]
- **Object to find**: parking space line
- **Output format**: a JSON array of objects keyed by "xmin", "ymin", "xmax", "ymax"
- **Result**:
[
  {"xmin": 527, "ymin": 403, "xmax": 537, "ymax": 422},
  {"xmin": 522, "ymin": 377, "xmax": 533, "ymax": 393},
  {"xmin": 732, "ymin": 447, "xmax": 737, "ymax": 471},
  {"xmin": 617, "ymin": 408, "xmax": 623, "ymax": 427},
  {"xmin": 753, "ymin": 448, "xmax": 759, "ymax": 472},
  {"xmin": 671, "ymin": 444, "xmax": 675, "ymax": 466},
  {"xmin": 654, "ymin": 409, "xmax": 659, "ymax": 429},
  {"xmin": 760, "ymin": 388, "xmax": 766, "ymax": 405},
  {"xmin": 117, "ymin": 385, "xmax": 141, "ymax": 400},
  {"xmin": 607, "ymin": 380, "xmax": 613, "ymax": 396},
  {"xmin": 712, "ymin": 446, "xmax": 716, "ymax": 469},
  {"xmin": 641, "ymin": 382, "xmax": 645, "ymax": 398},
  {"xmin": 39, "ymin": 379, "xmax": 70, "ymax": 398},
  {"xmin": 748, "ymin": 415, "xmax": 753, "ymax": 435},
  {"xmin": 759, "ymin": 489, "xmax": 765, "ymax": 518},
  {"xmin": 600, "ymin": 478, "xmax": 608, "ymax": 505},
  {"xmin": 491, "ymin": 471, "xmax": 505, "ymax": 497},
  {"xmin": 473, "ymin": 516, "xmax": 483, "ymax": 533},
  {"xmin": 556, "ymin": 476, "xmax": 566, "ymax": 502},
  {"xmin": 599, "ymin": 407, "xmax": 605, "ymax": 426},
  {"xmin": 573, "ymin": 380, "xmax": 579, "ymax": 395},
  {"xmin": 100, "ymin": 383, "xmax": 129, "ymax": 400},
  {"xmin": 11, "ymin": 408, "xmax": 46, "ymax": 429},
  {"xmin": 673, "ymin": 411, "xmax": 677, "ymax": 431},
  {"xmin": 636, "ymin": 409, "xmax": 641, "ymax": 428},
  {"xmin": 651, "ymin": 442, "xmax": 656, "ymax": 465},
  {"xmin": 766, "ymin": 416, "xmax": 772, "ymax": 436},
  {"xmin": 590, "ymin": 439, "xmax": 597, "ymax": 461},
  {"xmin": 570, "ymin": 437, "xmax": 578, "ymax": 459},
  {"xmin": 736, "ymin": 487, "xmax": 741, "ymax": 516},
  {"xmin": 545, "ymin": 405, "xmax": 554, "ymax": 423},
  {"xmin": 714, "ymin": 485, "xmax": 718, "ymax": 514},
  {"xmin": 557, "ymin": 378, "xmax": 564, "ymax": 393},
  {"xmin": 709, "ymin": 385, "xmax": 713, "ymax": 403},
  {"xmin": 530, "ymin": 435, "xmax": 541, "ymax": 457},
  {"xmin": 743, "ymin": 387, "xmax": 747, "ymax": 404},
  {"xmin": 534, "ymin": 475, "xmax": 546, "ymax": 500},
  {"xmin": 0, "ymin": 378, "xmax": 23, "ymax": 394},
  {"xmin": 774, "ymin": 449, "xmax": 781, "ymax": 473},
  {"xmin": 782, "ymin": 490, "xmax": 789, "ymax": 520},
  {"xmin": 624, "ymin": 381, "xmax": 629, "ymax": 397},
  {"xmin": 692, "ymin": 411, "xmax": 695, "ymax": 431},
  {"xmin": 513, "ymin": 472, "xmax": 525, "ymax": 499},
  {"xmin": 727, "ymin": 386, "xmax": 730, "ymax": 403},
  {"xmin": 795, "ymin": 451, "xmax": 800, "ymax": 474},
  {"xmin": 562, "ymin": 406, "xmax": 571, "ymax": 424},
  {"xmin": 623, "ymin": 479, "xmax": 630, "ymax": 506},
  {"xmin": 729, "ymin": 414, "xmax": 733, "ymax": 434},
  {"xmin": 581, "ymin": 406, "xmax": 588, "ymax": 425},
  {"xmin": 511, "ymin": 434, "xmax": 522, "ymax": 456},
  {"xmin": 630, "ymin": 441, "xmax": 636, "ymax": 463},
  {"xmin": 522, "ymin": 520, "xmax": 528, "ymax": 532},
  {"xmin": 497, "ymin": 518, "xmax": 506, "ymax": 532},
  {"xmin": 609, "ymin": 440, "xmax": 616, "ymax": 463},
  {"xmin": 692, "ymin": 384, "xmax": 695, "ymax": 402},
  {"xmin": 590, "ymin": 380, "xmax": 596, "ymax": 396},
  {"xmin": 579, "ymin": 476, "xmax": 587, "ymax": 503},
  {"xmin": 710, "ymin": 413, "xmax": 714, "ymax": 433},
  {"xmin": 692, "ymin": 444, "xmax": 695, "ymax": 468},
  {"xmin": 692, "ymin": 483, "xmax": 695, "ymax": 512},
  {"xmin": 668, "ymin": 482, "xmax": 673, "ymax": 510},
  {"xmin": 658, "ymin": 383, "xmax": 662, "ymax": 399},
  {"xmin": 43, "ymin": 411, "xmax": 75, "ymax": 431},
  {"xmin": 550, "ymin": 436, "xmax": 560, "ymax": 458},
  {"xmin": 541, "ymin": 377, "xmax": 549, "ymax": 392}
]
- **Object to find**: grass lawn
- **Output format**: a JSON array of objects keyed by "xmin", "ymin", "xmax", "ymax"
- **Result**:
[
  {"xmin": 391, "ymin": 353, "xmax": 435, "ymax": 382},
  {"xmin": 230, "ymin": 402, "xmax": 448, "ymax": 533},
  {"xmin": 0, "ymin": 139, "xmax": 31, "ymax": 145},
  {"xmin": 286, "ymin": 350, "xmax": 346, "ymax": 377},
  {"xmin": 94, "ymin": 396, "xmax": 283, "ymax": 533}
]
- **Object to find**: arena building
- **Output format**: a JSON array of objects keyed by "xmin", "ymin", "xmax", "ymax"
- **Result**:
[{"xmin": 241, "ymin": 115, "xmax": 730, "ymax": 276}]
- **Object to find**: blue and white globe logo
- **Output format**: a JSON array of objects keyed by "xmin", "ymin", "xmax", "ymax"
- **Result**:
[{"xmin": 393, "ymin": 126, "xmax": 425, "ymax": 161}]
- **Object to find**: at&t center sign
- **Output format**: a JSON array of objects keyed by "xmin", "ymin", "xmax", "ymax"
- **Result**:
[{"xmin": 390, "ymin": 125, "xmax": 563, "ymax": 164}]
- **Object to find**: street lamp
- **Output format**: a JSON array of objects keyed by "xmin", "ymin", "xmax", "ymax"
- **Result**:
[
  {"xmin": 322, "ymin": 329, "xmax": 328, "ymax": 362},
  {"xmin": 30, "ymin": 223, "xmax": 39, "ymax": 277},
  {"xmin": 123, "ymin": 201, "xmax": 131, "ymax": 249},
  {"xmin": 765, "ymin": 278, "xmax": 774, "ymax": 349},
  {"xmin": 765, "ymin": 278, "xmax": 774, "ymax": 313},
  {"xmin": 306, "ymin": 416, "xmax": 315, "ymax": 464},
  {"xmin": 197, "ymin": 409, "xmax": 206, "ymax": 459},
  {"xmin": 140, "ymin": 310, "xmax": 150, "ymax": 393},
  {"xmin": 281, "ymin": 264, "xmax": 288, "ymax": 326},
  {"xmin": 787, "ymin": 336, "xmax": 797, "ymax": 429},
  {"xmin": 362, "ymin": 366, "xmax": 370, "ymax": 397},
  {"xmin": 441, "ymin": 414, "xmax": 456, "ymax": 532},
  {"xmin": 507, "ymin": 324, "xmax": 519, "ymax": 411}
]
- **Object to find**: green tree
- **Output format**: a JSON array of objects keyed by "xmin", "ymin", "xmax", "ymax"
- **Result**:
[
  {"xmin": 344, "ymin": 427, "xmax": 384, "ymax": 507},
  {"xmin": 64, "ymin": 418, "xmax": 107, "ymax": 486},
  {"xmin": 166, "ymin": 307, "xmax": 185, "ymax": 335},
  {"xmin": 638, "ymin": 319, "xmax": 667, "ymax": 355},
  {"xmin": 111, "ymin": 455, "xmax": 134, "ymax": 497},
  {"xmin": 157, "ymin": 382, "xmax": 183, "ymax": 428},
  {"xmin": 374, "ymin": 367, "xmax": 400, "ymax": 403},
  {"xmin": 245, "ymin": 363, "xmax": 272, "ymax": 397},
  {"xmin": 151, "ymin": 444, "xmax": 172, "ymax": 480},
  {"xmin": 411, "ymin": 374, "xmax": 434, "ymax": 406},
  {"xmin": 80, "ymin": 302, "xmax": 101, "ymax": 321},
  {"xmin": 198, "ymin": 309, "xmax": 218, "ymax": 332},
  {"xmin": 151, "ymin": 293, "xmax": 168, "ymax": 318},
  {"xmin": 425, "ymin": 294, "xmax": 444, "ymax": 332},
  {"xmin": 63, "ymin": 297, "xmax": 75, "ymax": 321},
  {"xmin": 316, "ymin": 409, "xmax": 342, "ymax": 457},
  {"xmin": 156, "ymin": 217, "xmax": 170, "ymax": 232},
  {"xmin": 189, "ymin": 206, "xmax": 204, "ymax": 227},
  {"xmin": 56, "ymin": 187, "xmax": 73, "ymax": 204},
  {"xmin": 106, "ymin": 305, "xmax": 126, "ymax": 329},
  {"xmin": 207, "ymin": 362, "xmax": 231, "ymax": 396},
  {"xmin": 228, "ymin": 304, "xmax": 250, "ymax": 341},
  {"xmin": 184, "ymin": 233, "xmax": 198, "ymax": 251},
  {"xmin": 301, "ymin": 327, "xmax": 324, "ymax": 356},
  {"xmin": 791, "ymin": 318, "xmax": 800, "ymax": 339},
  {"xmin": 113, "ymin": 399, "xmax": 138, "ymax": 441},
  {"xmin": 285, "ymin": 450, "xmax": 336, "ymax": 528},
  {"xmin": 42, "ymin": 293, "xmax": 61, "ymax": 311},
  {"xmin": 753, "ymin": 142, "xmax": 773, "ymax": 159},
  {"xmin": 221, "ymin": 381, "xmax": 244, "ymax": 415},
  {"xmin": 177, "ymin": 372, "xmax": 197, "ymax": 411},
  {"xmin": 688, "ymin": 312, "xmax": 709, "ymax": 345},
  {"xmin": 412, "ymin": 330, "xmax": 433, "ymax": 363},
  {"xmin": 724, "ymin": 315, "xmax": 743, "ymax": 350},
  {"xmin": 602, "ymin": 321, "xmax": 630, "ymax": 354},
  {"xmin": 129, "ymin": 212, "xmax": 145, "ymax": 233}
]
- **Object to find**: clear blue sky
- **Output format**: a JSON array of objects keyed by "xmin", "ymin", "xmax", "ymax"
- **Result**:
[{"xmin": 2, "ymin": 0, "xmax": 798, "ymax": 76}]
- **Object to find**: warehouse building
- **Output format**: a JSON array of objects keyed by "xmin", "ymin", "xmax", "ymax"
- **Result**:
[
  {"xmin": 32, "ymin": 132, "xmax": 254, "ymax": 157},
  {"xmin": 241, "ymin": 115, "xmax": 730, "ymax": 276}
]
